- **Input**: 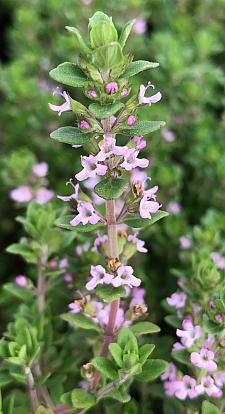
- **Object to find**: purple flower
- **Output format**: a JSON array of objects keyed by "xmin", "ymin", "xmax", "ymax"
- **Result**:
[
  {"xmin": 127, "ymin": 233, "xmax": 148, "ymax": 253},
  {"xmin": 48, "ymin": 89, "xmax": 71, "ymax": 115},
  {"xmin": 133, "ymin": 19, "xmax": 147, "ymax": 34},
  {"xmin": 172, "ymin": 342, "xmax": 185, "ymax": 351},
  {"xmin": 120, "ymin": 148, "xmax": 149, "ymax": 171},
  {"xmin": 60, "ymin": 258, "xmax": 68, "ymax": 269},
  {"xmin": 15, "ymin": 275, "xmax": 27, "ymax": 287},
  {"xmin": 131, "ymin": 169, "xmax": 148, "ymax": 186},
  {"xmin": 33, "ymin": 162, "xmax": 48, "ymax": 177},
  {"xmin": 35, "ymin": 188, "xmax": 54, "ymax": 204},
  {"xmin": 191, "ymin": 348, "xmax": 217, "ymax": 372},
  {"xmin": 214, "ymin": 371, "xmax": 225, "ymax": 388},
  {"xmin": 86, "ymin": 265, "xmax": 114, "ymax": 291},
  {"xmin": 130, "ymin": 287, "xmax": 146, "ymax": 307},
  {"xmin": 204, "ymin": 334, "xmax": 215, "ymax": 349},
  {"xmin": 70, "ymin": 202, "xmax": 101, "ymax": 226},
  {"xmin": 195, "ymin": 376, "xmax": 222, "ymax": 398},
  {"xmin": 161, "ymin": 363, "xmax": 177, "ymax": 381},
  {"xmin": 162, "ymin": 128, "xmax": 175, "ymax": 142},
  {"xmin": 167, "ymin": 291, "xmax": 187, "ymax": 310},
  {"xmin": 127, "ymin": 115, "xmax": 137, "ymax": 126},
  {"xmin": 87, "ymin": 90, "xmax": 97, "ymax": 98},
  {"xmin": 58, "ymin": 180, "xmax": 80, "ymax": 202},
  {"xmin": 64, "ymin": 273, "xmax": 73, "ymax": 283},
  {"xmin": 215, "ymin": 313, "xmax": 224, "ymax": 323},
  {"xmin": 92, "ymin": 234, "xmax": 108, "ymax": 252},
  {"xmin": 167, "ymin": 201, "xmax": 181, "ymax": 214},
  {"xmin": 211, "ymin": 252, "xmax": 225, "ymax": 269},
  {"xmin": 121, "ymin": 87, "xmax": 129, "ymax": 97},
  {"xmin": 76, "ymin": 242, "xmax": 90, "ymax": 256},
  {"xmin": 179, "ymin": 236, "xmax": 192, "ymax": 250},
  {"xmin": 139, "ymin": 186, "xmax": 161, "ymax": 219},
  {"xmin": 175, "ymin": 376, "xmax": 198, "ymax": 400},
  {"xmin": 139, "ymin": 82, "xmax": 162, "ymax": 106},
  {"xmin": 80, "ymin": 120, "xmax": 90, "ymax": 130},
  {"xmin": 106, "ymin": 82, "xmax": 118, "ymax": 94},
  {"xmin": 10, "ymin": 186, "xmax": 33, "ymax": 203},
  {"xmin": 163, "ymin": 380, "xmax": 180, "ymax": 397},
  {"xmin": 112, "ymin": 265, "xmax": 141, "ymax": 288},
  {"xmin": 132, "ymin": 136, "xmax": 146, "ymax": 150},
  {"xmin": 176, "ymin": 319, "xmax": 202, "ymax": 348},
  {"xmin": 95, "ymin": 303, "xmax": 124, "ymax": 329},
  {"xmin": 75, "ymin": 154, "xmax": 108, "ymax": 181}
]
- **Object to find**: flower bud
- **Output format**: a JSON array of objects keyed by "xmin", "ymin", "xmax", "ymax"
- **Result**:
[
  {"xmin": 106, "ymin": 82, "xmax": 118, "ymax": 94},
  {"xmin": 107, "ymin": 258, "xmax": 122, "ymax": 272},
  {"xmin": 87, "ymin": 90, "xmax": 97, "ymax": 98},
  {"xmin": 125, "ymin": 183, "xmax": 143, "ymax": 213},
  {"xmin": 80, "ymin": 120, "xmax": 90, "ymax": 129}
]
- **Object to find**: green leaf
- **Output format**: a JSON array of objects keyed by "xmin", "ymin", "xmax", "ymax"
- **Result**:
[
  {"xmin": 65, "ymin": 27, "xmax": 91, "ymax": 55},
  {"xmin": 106, "ymin": 388, "xmax": 131, "ymax": 403},
  {"xmin": 109, "ymin": 343, "xmax": 123, "ymax": 367},
  {"xmin": 6, "ymin": 243, "xmax": 37, "ymax": 264},
  {"xmin": 124, "ymin": 211, "xmax": 169, "ymax": 228},
  {"xmin": 71, "ymin": 389, "xmax": 96, "ymax": 409},
  {"xmin": 164, "ymin": 315, "xmax": 182, "ymax": 329},
  {"xmin": 50, "ymin": 127, "xmax": 93, "ymax": 146},
  {"xmin": 202, "ymin": 401, "xmax": 220, "ymax": 414},
  {"xmin": 49, "ymin": 62, "xmax": 88, "ymax": 87},
  {"xmin": 131, "ymin": 321, "xmax": 160, "ymax": 336},
  {"xmin": 91, "ymin": 356, "xmax": 117, "ymax": 380},
  {"xmin": 89, "ymin": 102, "xmax": 124, "ymax": 119},
  {"xmin": 90, "ymin": 21, "xmax": 118, "ymax": 48},
  {"xmin": 95, "ymin": 285, "xmax": 125, "ymax": 302},
  {"xmin": 61, "ymin": 312, "xmax": 100, "ymax": 332},
  {"xmin": 0, "ymin": 372, "xmax": 12, "ymax": 387},
  {"xmin": 92, "ymin": 42, "xmax": 123, "ymax": 69},
  {"xmin": 203, "ymin": 318, "xmax": 223, "ymax": 334},
  {"xmin": 122, "ymin": 60, "xmax": 159, "ymax": 78},
  {"xmin": 88, "ymin": 12, "xmax": 111, "ymax": 30},
  {"xmin": 118, "ymin": 328, "xmax": 138, "ymax": 354},
  {"xmin": 135, "ymin": 359, "xmax": 168, "ymax": 382},
  {"xmin": 94, "ymin": 178, "xmax": 128, "ymax": 200},
  {"xmin": 139, "ymin": 344, "xmax": 155, "ymax": 365},
  {"xmin": 119, "ymin": 20, "xmax": 135, "ymax": 49},
  {"xmin": 121, "ymin": 121, "xmax": 165, "ymax": 136},
  {"xmin": 56, "ymin": 215, "xmax": 104, "ymax": 232},
  {"xmin": 3, "ymin": 283, "xmax": 34, "ymax": 303},
  {"xmin": 35, "ymin": 407, "xmax": 54, "ymax": 414},
  {"xmin": 172, "ymin": 350, "xmax": 191, "ymax": 366}
]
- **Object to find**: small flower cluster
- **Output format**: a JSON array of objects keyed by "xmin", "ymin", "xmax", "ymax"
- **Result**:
[{"xmin": 10, "ymin": 162, "xmax": 54, "ymax": 205}]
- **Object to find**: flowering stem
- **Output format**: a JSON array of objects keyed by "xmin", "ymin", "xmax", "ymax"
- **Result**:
[{"xmin": 91, "ymin": 198, "xmax": 120, "ymax": 390}]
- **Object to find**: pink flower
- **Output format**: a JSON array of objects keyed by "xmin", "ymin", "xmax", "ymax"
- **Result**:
[
  {"xmin": 60, "ymin": 258, "xmax": 68, "ymax": 269},
  {"xmin": 35, "ymin": 188, "xmax": 54, "ymax": 204},
  {"xmin": 139, "ymin": 82, "xmax": 162, "ymax": 106},
  {"xmin": 86, "ymin": 265, "xmax": 114, "ymax": 291},
  {"xmin": 139, "ymin": 186, "xmax": 161, "ymax": 219},
  {"xmin": 172, "ymin": 342, "xmax": 185, "ymax": 351},
  {"xmin": 75, "ymin": 154, "xmax": 108, "ymax": 181},
  {"xmin": 161, "ymin": 363, "xmax": 177, "ymax": 381},
  {"xmin": 80, "ymin": 120, "xmax": 90, "ymax": 130},
  {"xmin": 204, "ymin": 334, "xmax": 215, "ymax": 349},
  {"xmin": 75, "ymin": 242, "xmax": 90, "ymax": 256},
  {"xmin": 95, "ymin": 303, "xmax": 124, "ymax": 329},
  {"xmin": 179, "ymin": 236, "xmax": 192, "ymax": 250},
  {"xmin": 176, "ymin": 319, "xmax": 202, "ymax": 348},
  {"xmin": 33, "ymin": 162, "xmax": 48, "ymax": 177},
  {"xmin": 132, "ymin": 136, "xmax": 146, "ymax": 150},
  {"xmin": 15, "ymin": 275, "xmax": 27, "ymax": 287},
  {"xmin": 167, "ymin": 201, "xmax": 181, "ymax": 214},
  {"xmin": 175, "ymin": 376, "xmax": 198, "ymax": 400},
  {"xmin": 215, "ymin": 313, "xmax": 224, "ymax": 323},
  {"xmin": 92, "ymin": 234, "xmax": 108, "ymax": 252},
  {"xmin": 191, "ymin": 348, "xmax": 217, "ymax": 372},
  {"xmin": 162, "ymin": 128, "xmax": 175, "ymax": 142},
  {"xmin": 58, "ymin": 180, "xmax": 80, "ymax": 202},
  {"xmin": 106, "ymin": 82, "xmax": 118, "ymax": 94},
  {"xmin": 195, "ymin": 376, "xmax": 222, "ymax": 398},
  {"xmin": 130, "ymin": 287, "xmax": 146, "ymax": 307},
  {"xmin": 133, "ymin": 19, "xmax": 147, "ymax": 34},
  {"xmin": 120, "ymin": 148, "xmax": 149, "ymax": 171},
  {"xmin": 10, "ymin": 186, "xmax": 33, "ymax": 203},
  {"xmin": 112, "ymin": 265, "xmax": 141, "ymax": 288},
  {"xmin": 211, "ymin": 252, "xmax": 225, "ymax": 269},
  {"xmin": 48, "ymin": 89, "xmax": 71, "ymax": 115},
  {"xmin": 213, "ymin": 371, "xmax": 225, "ymax": 388},
  {"xmin": 163, "ymin": 380, "xmax": 180, "ymax": 397},
  {"xmin": 131, "ymin": 169, "xmax": 148, "ymax": 186},
  {"xmin": 127, "ymin": 115, "xmax": 137, "ymax": 126},
  {"xmin": 70, "ymin": 202, "xmax": 101, "ymax": 226},
  {"xmin": 127, "ymin": 233, "xmax": 148, "ymax": 253},
  {"xmin": 87, "ymin": 90, "xmax": 97, "ymax": 98},
  {"xmin": 121, "ymin": 87, "xmax": 129, "ymax": 97},
  {"xmin": 167, "ymin": 291, "xmax": 187, "ymax": 310},
  {"xmin": 64, "ymin": 273, "xmax": 73, "ymax": 283}
]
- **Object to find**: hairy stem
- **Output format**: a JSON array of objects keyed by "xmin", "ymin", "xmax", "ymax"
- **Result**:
[
  {"xmin": 34, "ymin": 363, "xmax": 55, "ymax": 410},
  {"xmin": 25, "ymin": 367, "xmax": 39, "ymax": 413}
]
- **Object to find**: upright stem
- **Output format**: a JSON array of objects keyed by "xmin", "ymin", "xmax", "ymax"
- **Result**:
[{"xmin": 25, "ymin": 367, "xmax": 39, "ymax": 413}]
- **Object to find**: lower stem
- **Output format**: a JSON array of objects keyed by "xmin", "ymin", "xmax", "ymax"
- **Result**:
[
  {"xmin": 25, "ymin": 367, "xmax": 39, "ymax": 413},
  {"xmin": 91, "ymin": 200, "xmax": 120, "ymax": 390}
]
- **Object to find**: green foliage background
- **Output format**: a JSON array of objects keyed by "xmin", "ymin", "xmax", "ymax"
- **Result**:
[{"xmin": 0, "ymin": 0, "xmax": 224, "ymax": 412}]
